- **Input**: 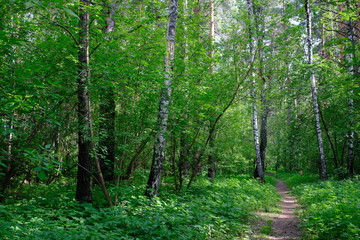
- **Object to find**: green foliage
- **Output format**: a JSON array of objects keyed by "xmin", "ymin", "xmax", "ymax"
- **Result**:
[
  {"xmin": 0, "ymin": 175, "xmax": 279, "ymax": 240},
  {"xmin": 278, "ymin": 173, "xmax": 360, "ymax": 240}
]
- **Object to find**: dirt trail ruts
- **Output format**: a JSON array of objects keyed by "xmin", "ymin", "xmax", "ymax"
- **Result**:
[{"xmin": 251, "ymin": 179, "xmax": 302, "ymax": 240}]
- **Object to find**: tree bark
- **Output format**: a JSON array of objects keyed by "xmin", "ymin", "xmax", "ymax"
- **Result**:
[
  {"xmin": 305, "ymin": 0, "xmax": 327, "ymax": 180},
  {"xmin": 345, "ymin": 0, "xmax": 358, "ymax": 176},
  {"xmin": 247, "ymin": 0, "xmax": 264, "ymax": 183},
  {"xmin": 207, "ymin": 0, "xmax": 216, "ymax": 180},
  {"xmin": 178, "ymin": 129, "xmax": 190, "ymax": 189},
  {"xmin": 207, "ymin": 129, "xmax": 216, "ymax": 182},
  {"xmin": 0, "ymin": 117, "xmax": 14, "ymax": 201},
  {"xmin": 145, "ymin": 0, "xmax": 178, "ymax": 199},
  {"xmin": 76, "ymin": 0, "xmax": 92, "ymax": 203},
  {"xmin": 259, "ymin": 88, "xmax": 269, "ymax": 172},
  {"xmin": 257, "ymin": 3, "xmax": 268, "ymax": 175}
]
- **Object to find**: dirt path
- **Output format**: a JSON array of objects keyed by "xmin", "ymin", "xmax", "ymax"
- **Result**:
[{"xmin": 251, "ymin": 179, "xmax": 302, "ymax": 240}]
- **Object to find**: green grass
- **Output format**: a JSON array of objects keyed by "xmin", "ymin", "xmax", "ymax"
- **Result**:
[
  {"xmin": 0, "ymin": 175, "xmax": 279, "ymax": 240},
  {"xmin": 277, "ymin": 172, "xmax": 360, "ymax": 240}
]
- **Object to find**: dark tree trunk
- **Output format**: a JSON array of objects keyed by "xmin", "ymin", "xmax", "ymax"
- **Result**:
[
  {"xmin": 320, "ymin": 110, "xmax": 338, "ymax": 169},
  {"xmin": 178, "ymin": 130, "xmax": 190, "ymax": 189},
  {"xmin": 145, "ymin": 0, "xmax": 179, "ymax": 199},
  {"xmin": 122, "ymin": 134, "xmax": 152, "ymax": 180},
  {"xmin": 207, "ymin": 129, "xmax": 216, "ymax": 182},
  {"xmin": 0, "ymin": 118, "xmax": 14, "ymax": 201},
  {"xmin": 76, "ymin": 0, "xmax": 92, "ymax": 203}
]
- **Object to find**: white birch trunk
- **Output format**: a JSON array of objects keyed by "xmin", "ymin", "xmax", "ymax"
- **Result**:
[
  {"xmin": 145, "ymin": 0, "xmax": 178, "ymax": 199},
  {"xmin": 305, "ymin": 0, "xmax": 327, "ymax": 180},
  {"xmin": 345, "ymin": 0, "xmax": 357, "ymax": 176},
  {"xmin": 247, "ymin": 0, "xmax": 264, "ymax": 182}
]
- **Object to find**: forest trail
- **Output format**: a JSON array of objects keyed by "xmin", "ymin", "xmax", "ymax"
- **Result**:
[{"xmin": 250, "ymin": 178, "xmax": 302, "ymax": 240}]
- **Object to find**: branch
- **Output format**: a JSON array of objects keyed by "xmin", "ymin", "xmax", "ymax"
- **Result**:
[
  {"xmin": 204, "ymin": 53, "xmax": 256, "ymax": 150},
  {"xmin": 53, "ymin": 23, "xmax": 79, "ymax": 46},
  {"xmin": 89, "ymin": 43, "xmax": 101, "ymax": 57}
]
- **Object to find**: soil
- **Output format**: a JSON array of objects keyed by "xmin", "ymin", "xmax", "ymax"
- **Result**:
[{"xmin": 250, "ymin": 178, "xmax": 302, "ymax": 240}]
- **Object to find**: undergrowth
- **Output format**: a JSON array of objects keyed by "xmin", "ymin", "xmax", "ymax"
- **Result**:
[
  {"xmin": 0, "ymin": 175, "xmax": 279, "ymax": 240},
  {"xmin": 277, "ymin": 172, "xmax": 360, "ymax": 240}
]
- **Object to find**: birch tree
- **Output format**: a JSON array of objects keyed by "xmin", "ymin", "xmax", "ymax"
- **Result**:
[
  {"xmin": 247, "ymin": 0, "xmax": 264, "ymax": 183},
  {"xmin": 344, "ymin": 0, "xmax": 358, "ymax": 176},
  {"xmin": 305, "ymin": 0, "xmax": 327, "ymax": 180},
  {"xmin": 145, "ymin": 0, "xmax": 179, "ymax": 199}
]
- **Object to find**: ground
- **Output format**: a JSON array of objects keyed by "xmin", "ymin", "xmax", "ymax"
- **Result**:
[{"xmin": 250, "ymin": 178, "xmax": 302, "ymax": 240}]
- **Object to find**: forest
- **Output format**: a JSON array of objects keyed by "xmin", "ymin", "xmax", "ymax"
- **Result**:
[{"xmin": 0, "ymin": 0, "xmax": 359, "ymax": 239}]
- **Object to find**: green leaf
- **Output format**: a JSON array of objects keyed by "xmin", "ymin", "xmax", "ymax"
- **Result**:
[{"xmin": 63, "ymin": 8, "xmax": 79, "ymax": 19}]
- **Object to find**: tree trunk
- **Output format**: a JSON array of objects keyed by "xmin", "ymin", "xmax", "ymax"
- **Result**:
[
  {"xmin": 207, "ymin": 0, "xmax": 216, "ymax": 181},
  {"xmin": 247, "ymin": 0, "xmax": 264, "ymax": 183},
  {"xmin": 0, "ymin": 117, "xmax": 14, "ymax": 201},
  {"xmin": 145, "ymin": 0, "xmax": 178, "ymax": 199},
  {"xmin": 257, "ymin": 4, "xmax": 268, "ymax": 175},
  {"xmin": 345, "ymin": 0, "xmax": 358, "ymax": 176},
  {"xmin": 259, "ymin": 90, "xmax": 269, "ymax": 172},
  {"xmin": 123, "ymin": 134, "xmax": 152, "ymax": 180},
  {"xmin": 178, "ymin": 130, "xmax": 190, "ymax": 189},
  {"xmin": 305, "ymin": 0, "xmax": 327, "ymax": 180},
  {"xmin": 76, "ymin": 0, "xmax": 92, "ymax": 203},
  {"xmin": 207, "ymin": 130, "xmax": 216, "ymax": 182}
]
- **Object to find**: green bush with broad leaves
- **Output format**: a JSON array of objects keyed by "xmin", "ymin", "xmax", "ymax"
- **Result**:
[
  {"xmin": 277, "ymin": 172, "xmax": 360, "ymax": 240},
  {"xmin": 0, "ymin": 175, "xmax": 279, "ymax": 240}
]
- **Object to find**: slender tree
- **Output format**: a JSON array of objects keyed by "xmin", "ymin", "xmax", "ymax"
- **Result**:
[
  {"xmin": 254, "ymin": 0, "xmax": 269, "ymax": 177},
  {"xmin": 76, "ymin": 0, "xmax": 92, "ymax": 202},
  {"xmin": 344, "ymin": 0, "xmax": 358, "ymax": 176},
  {"xmin": 145, "ymin": 0, "xmax": 179, "ymax": 199},
  {"xmin": 305, "ymin": 0, "xmax": 327, "ymax": 180},
  {"xmin": 247, "ymin": 0, "xmax": 264, "ymax": 183},
  {"xmin": 207, "ymin": 0, "xmax": 216, "ymax": 181}
]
